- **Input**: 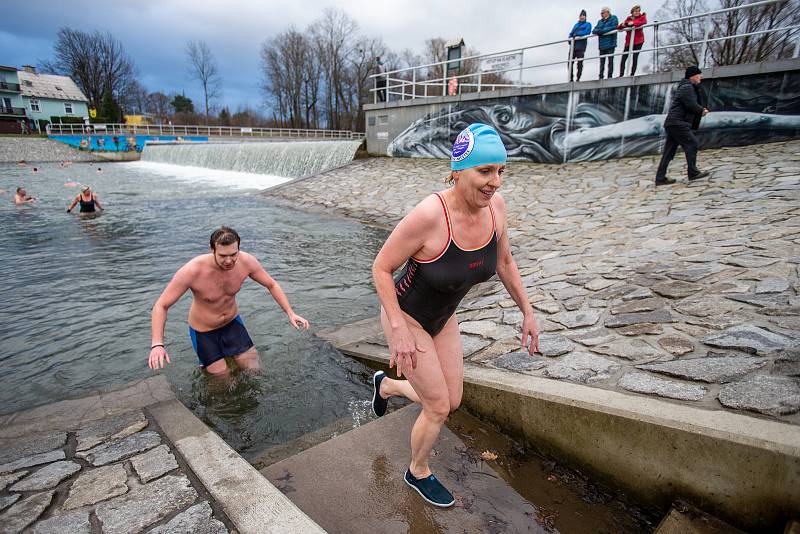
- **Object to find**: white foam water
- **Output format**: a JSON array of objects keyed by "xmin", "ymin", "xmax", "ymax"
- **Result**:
[
  {"xmin": 124, "ymin": 160, "xmax": 291, "ymax": 191},
  {"xmin": 140, "ymin": 140, "xmax": 362, "ymax": 179}
]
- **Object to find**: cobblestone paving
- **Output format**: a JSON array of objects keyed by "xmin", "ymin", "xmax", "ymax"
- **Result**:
[
  {"xmin": 0, "ymin": 137, "xmax": 100, "ymax": 163},
  {"xmin": 0, "ymin": 411, "xmax": 231, "ymax": 533},
  {"xmin": 269, "ymin": 140, "xmax": 800, "ymax": 424}
]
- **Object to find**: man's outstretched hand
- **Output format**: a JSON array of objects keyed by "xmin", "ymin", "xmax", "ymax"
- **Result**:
[
  {"xmin": 289, "ymin": 313, "xmax": 310, "ymax": 330},
  {"xmin": 148, "ymin": 346, "xmax": 171, "ymax": 369}
]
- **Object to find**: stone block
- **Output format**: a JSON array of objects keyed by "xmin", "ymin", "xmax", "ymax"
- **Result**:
[
  {"xmin": 618, "ymin": 371, "xmax": 706, "ymax": 401},
  {"xmin": 76, "ymin": 430, "xmax": 161, "ymax": 466},
  {"xmin": 95, "ymin": 474, "xmax": 198, "ymax": 534},
  {"xmin": 130, "ymin": 444, "xmax": 179, "ymax": 483}
]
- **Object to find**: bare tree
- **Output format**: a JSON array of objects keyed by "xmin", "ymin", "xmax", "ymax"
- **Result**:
[
  {"xmin": 260, "ymin": 28, "xmax": 319, "ymax": 128},
  {"xmin": 41, "ymin": 28, "xmax": 137, "ymax": 110},
  {"xmin": 185, "ymin": 40, "xmax": 222, "ymax": 119},
  {"xmin": 655, "ymin": 0, "xmax": 800, "ymax": 71},
  {"xmin": 119, "ymin": 79, "xmax": 149, "ymax": 115},
  {"xmin": 147, "ymin": 91, "xmax": 172, "ymax": 124},
  {"xmin": 310, "ymin": 9, "xmax": 359, "ymax": 130}
]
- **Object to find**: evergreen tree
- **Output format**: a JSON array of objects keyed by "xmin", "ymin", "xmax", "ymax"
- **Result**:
[
  {"xmin": 219, "ymin": 106, "xmax": 231, "ymax": 126},
  {"xmin": 99, "ymin": 89, "xmax": 122, "ymax": 122},
  {"xmin": 171, "ymin": 95, "xmax": 194, "ymax": 114}
]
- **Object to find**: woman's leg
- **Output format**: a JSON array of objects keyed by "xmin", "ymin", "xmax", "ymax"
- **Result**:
[
  {"xmin": 631, "ymin": 44, "xmax": 642, "ymax": 75},
  {"xmin": 378, "ymin": 308, "xmax": 450, "ymax": 478},
  {"xmin": 431, "ymin": 313, "xmax": 464, "ymax": 412},
  {"xmin": 378, "ymin": 308, "xmax": 421, "ymax": 403}
]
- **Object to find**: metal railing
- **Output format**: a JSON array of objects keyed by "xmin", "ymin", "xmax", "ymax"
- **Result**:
[
  {"xmin": 0, "ymin": 81, "xmax": 21, "ymax": 92},
  {"xmin": 370, "ymin": 0, "xmax": 800, "ymax": 103},
  {"xmin": 0, "ymin": 106, "xmax": 25, "ymax": 116},
  {"xmin": 46, "ymin": 123, "xmax": 365, "ymax": 140}
]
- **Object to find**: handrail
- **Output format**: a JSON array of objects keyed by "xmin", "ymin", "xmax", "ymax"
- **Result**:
[
  {"xmin": 45, "ymin": 123, "xmax": 365, "ymax": 140},
  {"xmin": 370, "ymin": 0, "xmax": 798, "ymax": 102}
]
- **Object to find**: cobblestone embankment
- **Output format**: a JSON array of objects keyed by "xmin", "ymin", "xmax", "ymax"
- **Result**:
[
  {"xmin": 0, "ymin": 137, "xmax": 101, "ymax": 163},
  {"xmin": 267, "ymin": 140, "xmax": 800, "ymax": 424},
  {"xmin": 0, "ymin": 424, "xmax": 231, "ymax": 533}
]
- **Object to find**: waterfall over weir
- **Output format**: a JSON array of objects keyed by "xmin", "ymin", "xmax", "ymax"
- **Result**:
[{"xmin": 141, "ymin": 140, "xmax": 362, "ymax": 179}]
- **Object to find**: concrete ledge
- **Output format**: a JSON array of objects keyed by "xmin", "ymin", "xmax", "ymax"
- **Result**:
[
  {"xmin": 0, "ymin": 376, "xmax": 174, "ymax": 438},
  {"xmin": 149, "ymin": 399, "xmax": 326, "ymax": 534},
  {"xmin": 334, "ymin": 337, "xmax": 800, "ymax": 531}
]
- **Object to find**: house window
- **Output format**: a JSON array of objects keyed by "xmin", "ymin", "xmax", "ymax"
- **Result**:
[
  {"xmin": 64, "ymin": 102, "xmax": 73, "ymax": 114},
  {"xmin": 30, "ymin": 98, "xmax": 40, "ymax": 112}
]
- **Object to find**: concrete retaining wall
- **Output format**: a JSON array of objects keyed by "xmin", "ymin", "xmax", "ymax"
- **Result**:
[
  {"xmin": 365, "ymin": 58, "xmax": 800, "ymax": 163},
  {"xmin": 0, "ymin": 137, "xmax": 102, "ymax": 163}
]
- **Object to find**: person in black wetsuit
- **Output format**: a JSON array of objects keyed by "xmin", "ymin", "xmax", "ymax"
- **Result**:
[
  {"xmin": 67, "ymin": 186, "xmax": 104, "ymax": 213},
  {"xmin": 370, "ymin": 123, "xmax": 540, "ymax": 507}
]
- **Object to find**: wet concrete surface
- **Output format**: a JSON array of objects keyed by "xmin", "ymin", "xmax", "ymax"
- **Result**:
[{"xmin": 261, "ymin": 404, "xmax": 657, "ymax": 533}]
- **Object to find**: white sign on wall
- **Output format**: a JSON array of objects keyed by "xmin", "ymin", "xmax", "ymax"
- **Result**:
[
  {"xmin": 376, "ymin": 131, "xmax": 388, "ymax": 139},
  {"xmin": 480, "ymin": 52, "xmax": 523, "ymax": 73},
  {"xmin": 240, "ymin": 127, "xmax": 253, "ymax": 133}
]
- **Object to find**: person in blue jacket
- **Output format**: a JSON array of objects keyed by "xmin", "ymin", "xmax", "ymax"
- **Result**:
[
  {"xmin": 568, "ymin": 10, "xmax": 592, "ymax": 82},
  {"xmin": 593, "ymin": 7, "xmax": 619, "ymax": 79}
]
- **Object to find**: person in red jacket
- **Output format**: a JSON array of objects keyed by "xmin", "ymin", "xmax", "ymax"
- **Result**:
[{"xmin": 618, "ymin": 5, "xmax": 647, "ymax": 76}]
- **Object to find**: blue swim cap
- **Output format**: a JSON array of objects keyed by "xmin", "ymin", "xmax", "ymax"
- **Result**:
[{"xmin": 450, "ymin": 123, "xmax": 507, "ymax": 171}]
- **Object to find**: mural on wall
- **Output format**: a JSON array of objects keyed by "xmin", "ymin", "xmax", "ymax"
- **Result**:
[{"xmin": 387, "ymin": 70, "xmax": 800, "ymax": 163}]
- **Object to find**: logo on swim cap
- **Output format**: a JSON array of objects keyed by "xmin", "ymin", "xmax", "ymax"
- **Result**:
[{"xmin": 451, "ymin": 128, "xmax": 474, "ymax": 162}]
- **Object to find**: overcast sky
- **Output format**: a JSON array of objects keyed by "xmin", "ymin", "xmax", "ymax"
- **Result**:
[{"xmin": 3, "ymin": 0, "xmax": 668, "ymax": 112}]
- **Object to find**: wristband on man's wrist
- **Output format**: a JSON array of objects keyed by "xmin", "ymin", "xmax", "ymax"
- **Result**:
[{"xmin": 151, "ymin": 343, "xmax": 165, "ymax": 349}]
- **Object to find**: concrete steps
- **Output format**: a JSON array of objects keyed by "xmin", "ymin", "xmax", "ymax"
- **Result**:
[
  {"xmin": 259, "ymin": 405, "xmax": 549, "ymax": 533},
  {"xmin": 259, "ymin": 404, "xmax": 664, "ymax": 533}
]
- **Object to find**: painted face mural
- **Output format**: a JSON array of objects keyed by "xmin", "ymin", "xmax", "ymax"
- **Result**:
[{"xmin": 387, "ymin": 71, "xmax": 800, "ymax": 163}]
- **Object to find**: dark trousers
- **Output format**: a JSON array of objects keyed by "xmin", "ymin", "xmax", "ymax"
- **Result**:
[
  {"xmin": 376, "ymin": 80, "xmax": 387, "ymax": 102},
  {"xmin": 655, "ymin": 123, "xmax": 700, "ymax": 181},
  {"xmin": 598, "ymin": 47, "xmax": 615, "ymax": 78},
  {"xmin": 569, "ymin": 48, "xmax": 586, "ymax": 81},
  {"xmin": 619, "ymin": 42, "xmax": 643, "ymax": 76}
]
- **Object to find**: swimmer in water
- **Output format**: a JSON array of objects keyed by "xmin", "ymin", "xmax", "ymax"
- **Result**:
[
  {"xmin": 370, "ymin": 123, "xmax": 539, "ymax": 508},
  {"xmin": 147, "ymin": 226, "xmax": 309, "ymax": 377},
  {"xmin": 17, "ymin": 160, "xmax": 26, "ymax": 167},
  {"xmin": 64, "ymin": 181, "xmax": 79, "ymax": 188},
  {"xmin": 67, "ymin": 185, "xmax": 103, "ymax": 213},
  {"xmin": 14, "ymin": 187, "xmax": 36, "ymax": 204},
  {"xmin": 96, "ymin": 167, "xmax": 102, "ymax": 173}
]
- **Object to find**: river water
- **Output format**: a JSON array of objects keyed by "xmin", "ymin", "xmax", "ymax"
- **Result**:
[{"xmin": 0, "ymin": 161, "xmax": 386, "ymax": 458}]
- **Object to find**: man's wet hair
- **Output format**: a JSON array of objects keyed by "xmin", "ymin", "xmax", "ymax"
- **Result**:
[{"xmin": 210, "ymin": 226, "xmax": 241, "ymax": 251}]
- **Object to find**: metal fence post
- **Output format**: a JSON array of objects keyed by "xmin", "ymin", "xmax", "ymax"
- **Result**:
[
  {"xmin": 373, "ymin": 76, "xmax": 377, "ymax": 104},
  {"xmin": 442, "ymin": 60, "xmax": 447, "ymax": 96},
  {"xmin": 699, "ymin": 18, "xmax": 711, "ymax": 69},
  {"xmin": 477, "ymin": 71, "xmax": 482, "ymax": 93},
  {"xmin": 653, "ymin": 23, "xmax": 659, "ymax": 73},
  {"xmin": 568, "ymin": 38, "xmax": 575, "ymax": 82}
]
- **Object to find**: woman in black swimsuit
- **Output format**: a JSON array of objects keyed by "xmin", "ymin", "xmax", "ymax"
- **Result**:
[
  {"xmin": 371, "ymin": 123, "xmax": 539, "ymax": 507},
  {"xmin": 67, "ymin": 186, "xmax": 104, "ymax": 214}
]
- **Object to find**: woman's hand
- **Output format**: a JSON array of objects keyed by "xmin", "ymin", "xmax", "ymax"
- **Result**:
[
  {"xmin": 521, "ymin": 314, "xmax": 540, "ymax": 355},
  {"xmin": 148, "ymin": 346, "xmax": 171, "ymax": 369},
  {"xmin": 288, "ymin": 312, "xmax": 309, "ymax": 330},
  {"xmin": 388, "ymin": 323, "xmax": 424, "ymax": 379}
]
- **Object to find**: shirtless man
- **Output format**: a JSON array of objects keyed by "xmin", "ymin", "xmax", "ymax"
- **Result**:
[
  {"xmin": 14, "ymin": 187, "xmax": 36, "ymax": 204},
  {"xmin": 148, "ymin": 226, "xmax": 309, "ymax": 375}
]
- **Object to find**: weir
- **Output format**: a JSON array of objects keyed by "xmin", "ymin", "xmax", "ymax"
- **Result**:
[{"xmin": 141, "ymin": 140, "xmax": 363, "ymax": 178}]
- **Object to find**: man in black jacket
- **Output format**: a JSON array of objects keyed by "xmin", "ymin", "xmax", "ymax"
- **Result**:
[{"xmin": 654, "ymin": 66, "xmax": 710, "ymax": 186}]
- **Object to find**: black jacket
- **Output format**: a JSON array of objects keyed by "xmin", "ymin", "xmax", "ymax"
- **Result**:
[{"xmin": 664, "ymin": 79, "xmax": 705, "ymax": 130}]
